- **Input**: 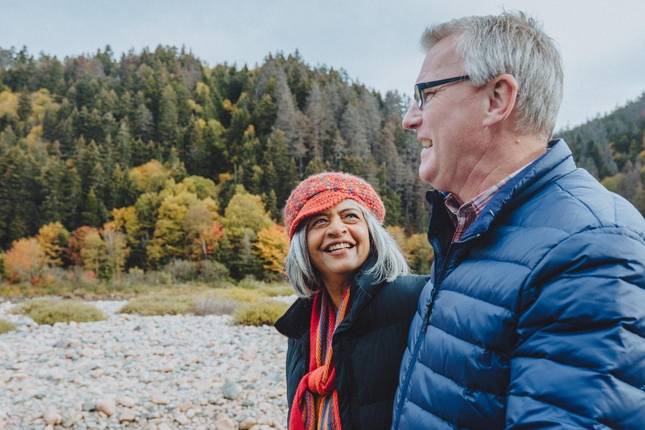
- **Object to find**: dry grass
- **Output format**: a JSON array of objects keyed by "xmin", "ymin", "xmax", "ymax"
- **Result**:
[
  {"xmin": 192, "ymin": 297, "xmax": 240, "ymax": 316},
  {"xmin": 0, "ymin": 319, "xmax": 16, "ymax": 334},
  {"xmin": 117, "ymin": 282, "xmax": 293, "ymax": 317},
  {"xmin": 12, "ymin": 299, "xmax": 106, "ymax": 325},
  {"xmin": 233, "ymin": 300, "xmax": 289, "ymax": 326},
  {"xmin": 118, "ymin": 294, "xmax": 196, "ymax": 316}
]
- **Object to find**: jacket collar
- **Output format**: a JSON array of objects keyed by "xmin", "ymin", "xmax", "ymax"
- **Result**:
[
  {"xmin": 274, "ymin": 257, "xmax": 384, "ymax": 339},
  {"xmin": 427, "ymin": 139, "xmax": 576, "ymax": 244}
]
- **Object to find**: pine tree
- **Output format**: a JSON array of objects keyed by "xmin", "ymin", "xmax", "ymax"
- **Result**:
[
  {"xmin": 157, "ymin": 84, "xmax": 179, "ymax": 152},
  {"xmin": 264, "ymin": 130, "xmax": 297, "ymax": 205},
  {"xmin": 0, "ymin": 144, "xmax": 41, "ymax": 247},
  {"xmin": 17, "ymin": 92, "xmax": 32, "ymax": 122}
]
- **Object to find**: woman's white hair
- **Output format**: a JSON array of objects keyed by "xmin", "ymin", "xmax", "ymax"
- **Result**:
[
  {"xmin": 284, "ymin": 202, "xmax": 409, "ymax": 297},
  {"xmin": 422, "ymin": 11, "xmax": 563, "ymax": 138}
]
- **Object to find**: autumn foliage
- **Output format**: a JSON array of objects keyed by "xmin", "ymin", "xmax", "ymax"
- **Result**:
[
  {"xmin": 255, "ymin": 224, "xmax": 289, "ymax": 278},
  {"xmin": 4, "ymin": 238, "xmax": 46, "ymax": 283},
  {"xmin": 1, "ymin": 161, "xmax": 436, "ymax": 285}
]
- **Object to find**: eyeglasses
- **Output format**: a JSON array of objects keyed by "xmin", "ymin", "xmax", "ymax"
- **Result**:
[{"xmin": 414, "ymin": 75, "xmax": 470, "ymax": 110}]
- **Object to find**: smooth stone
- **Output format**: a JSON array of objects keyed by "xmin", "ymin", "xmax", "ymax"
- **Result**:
[
  {"xmin": 151, "ymin": 394, "xmax": 169, "ymax": 405},
  {"xmin": 119, "ymin": 410, "xmax": 136, "ymax": 423},
  {"xmin": 214, "ymin": 414, "xmax": 237, "ymax": 430},
  {"xmin": 174, "ymin": 413, "xmax": 189, "ymax": 425},
  {"xmin": 177, "ymin": 401, "xmax": 192, "ymax": 413},
  {"xmin": 222, "ymin": 381, "xmax": 242, "ymax": 400},
  {"xmin": 117, "ymin": 396, "xmax": 136, "ymax": 408},
  {"xmin": 96, "ymin": 398, "xmax": 116, "ymax": 416},
  {"xmin": 239, "ymin": 417, "xmax": 257, "ymax": 430},
  {"xmin": 48, "ymin": 369, "xmax": 65, "ymax": 381},
  {"xmin": 43, "ymin": 405, "xmax": 62, "ymax": 425},
  {"xmin": 62, "ymin": 411, "xmax": 81, "ymax": 427},
  {"xmin": 82, "ymin": 400, "xmax": 96, "ymax": 412}
]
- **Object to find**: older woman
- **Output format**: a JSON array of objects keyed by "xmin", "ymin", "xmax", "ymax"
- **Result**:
[{"xmin": 275, "ymin": 172, "xmax": 428, "ymax": 430}]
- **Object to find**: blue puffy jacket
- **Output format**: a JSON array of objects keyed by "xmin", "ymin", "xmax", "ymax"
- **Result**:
[{"xmin": 392, "ymin": 140, "xmax": 645, "ymax": 429}]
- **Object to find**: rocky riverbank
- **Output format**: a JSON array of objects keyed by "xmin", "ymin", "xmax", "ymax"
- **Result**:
[{"xmin": 0, "ymin": 300, "xmax": 289, "ymax": 429}]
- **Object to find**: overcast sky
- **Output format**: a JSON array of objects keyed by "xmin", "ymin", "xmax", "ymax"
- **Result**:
[{"xmin": 2, "ymin": 0, "xmax": 644, "ymax": 131}]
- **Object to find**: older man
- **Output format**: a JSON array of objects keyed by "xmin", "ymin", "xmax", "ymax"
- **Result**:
[{"xmin": 392, "ymin": 12, "xmax": 645, "ymax": 429}]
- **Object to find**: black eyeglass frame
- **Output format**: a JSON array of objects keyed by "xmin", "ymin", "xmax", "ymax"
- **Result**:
[{"xmin": 414, "ymin": 75, "xmax": 470, "ymax": 109}]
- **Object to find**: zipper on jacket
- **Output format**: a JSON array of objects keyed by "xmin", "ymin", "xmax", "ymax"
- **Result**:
[
  {"xmin": 392, "ymin": 233, "xmax": 482, "ymax": 428},
  {"xmin": 392, "ymin": 244, "xmax": 454, "ymax": 429}
]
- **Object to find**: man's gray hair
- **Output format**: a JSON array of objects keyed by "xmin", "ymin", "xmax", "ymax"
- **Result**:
[
  {"xmin": 422, "ymin": 11, "xmax": 563, "ymax": 138},
  {"xmin": 284, "ymin": 203, "xmax": 409, "ymax": 297}
]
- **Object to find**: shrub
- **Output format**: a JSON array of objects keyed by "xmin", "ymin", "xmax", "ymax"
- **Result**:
[
  {"xmin": 141, "ymin": 270, "xmax": 173, "ymax": 285},
  {"xmin": 233, "ymin": 300, "xmax": 289, "ymax": 326},
  {"xmin": 237, "ymin": 276, "xmax": 265, "ymax": 289},
  {"xmin": 192, "ymin": 297, "xmax": 240, "ymax": 316},
  {"xmin": 119, "ymin": 294, "xmax": 195, "ymax": 316},
  {"xmin": 260, "ymin": 283, "xmax": 294, "ymax": 297},
  {"xmin": 215, "ymin": 287, "xmax": 263, "ymax": 303},
  {"xmin": 236, "ymin": 277, "xmax": 292, "ymax": 297},
  {"xmin": 197, "ymin": 260, "xmax": 229, "ymax": 283},
  {"xmin": 0, "ymin": 319, "xmax": 16, "ymax": 334},
  {"xmin": 13, "ymin": 299, "xmax": 106, "ymax": 325},
  {"xmin": 164, "ymin": 259, "xmax": 199, "ymax": 282}
]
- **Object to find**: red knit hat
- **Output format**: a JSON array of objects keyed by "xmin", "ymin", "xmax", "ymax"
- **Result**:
[{"xmin": 284, "ymin": 172, "xmax": 385, "ymax": 239}]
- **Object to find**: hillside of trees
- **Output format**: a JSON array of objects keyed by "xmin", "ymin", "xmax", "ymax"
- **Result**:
[
  {"xmin": 0, "ymin": 46, "xmax": 434, "ymax": 281},
  {"xmin": 560, "ymin": 92, "xmax": 645, "ymax": 212},
  {"xmin": 0, "ymin": 45, "xmax": 642, "ymax": 283}
]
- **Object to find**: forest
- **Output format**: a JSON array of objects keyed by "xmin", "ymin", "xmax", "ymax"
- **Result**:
[
  {"xmin": 0, "ymin": 46, "xmax": 432, "ymax": 283},
  {"xmin": 0, "ymin": 45, "xmax": 642, "ymax": 283}
]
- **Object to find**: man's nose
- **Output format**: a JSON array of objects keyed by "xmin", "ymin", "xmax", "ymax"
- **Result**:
[{"xmin": 402, "ymin": 103, "xmax": 421, "ymax": 130}]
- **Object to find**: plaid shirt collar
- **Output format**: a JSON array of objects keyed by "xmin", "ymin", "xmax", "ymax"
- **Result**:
[{"xmin": 444, "ymin": 163, "xmax": 531, "ymax": 243}]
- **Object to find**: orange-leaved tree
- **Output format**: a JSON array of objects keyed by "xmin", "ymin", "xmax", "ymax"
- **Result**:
[
  {"xmin": 66, "ymin": 226, "xmax": 99, "ymax": 267},
  {"xmin": 4, "ymin": 238, "xmax": 46, "ymax": 283}
]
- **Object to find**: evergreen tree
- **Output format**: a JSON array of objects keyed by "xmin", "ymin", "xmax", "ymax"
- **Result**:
[
  {"xmin": 0, "ymin": 144, "xmax": 41, "ymax": 247},
  {"xmin": 17, "ymin": 92, "xmax": 32, "ymax": 122},
  {"xmin": 264, "ymin": 130, "xmax": 297, "ymax": 205},
  {"xmin": 157, "ymin": 84, "xmax": 179, "ymax": 152}
]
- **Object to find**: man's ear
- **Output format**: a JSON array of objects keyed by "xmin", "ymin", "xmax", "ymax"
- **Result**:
[{"xmin": 482, "ymin": 74, "xmax": 519, "ymax": 127}]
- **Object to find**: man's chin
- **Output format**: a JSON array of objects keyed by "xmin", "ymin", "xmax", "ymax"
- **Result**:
[{"xmin": 418, "ymin": 164, "xmax": 437, "ymax": 185}]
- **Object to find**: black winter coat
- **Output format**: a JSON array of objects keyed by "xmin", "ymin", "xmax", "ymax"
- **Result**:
[{"xmin": 275, "ymin": 270, "xmax": 428, "ymax": 430}]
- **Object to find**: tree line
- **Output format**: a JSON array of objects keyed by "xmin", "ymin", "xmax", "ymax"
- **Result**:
[
  {"xmin": 0, "ymin": 45, "xmax": 433, "ymax": 281},
  {"xmin": 560, "ymin": 92, "xmax": 645, "ymax": 213},
  {"xmin": 0, "ymin": 45, "xmax": 642, "ymax": 282}
]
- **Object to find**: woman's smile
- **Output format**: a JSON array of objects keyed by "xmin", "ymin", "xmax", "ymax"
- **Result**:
[{"xmin": 306, "ymin": 199, "xmax": 370, "ymax": 286}]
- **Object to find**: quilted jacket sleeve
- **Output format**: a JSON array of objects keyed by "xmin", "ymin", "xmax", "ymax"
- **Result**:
[{"xmin": 506, "ymin": 227, "xmax": 645, "ymax": 429}]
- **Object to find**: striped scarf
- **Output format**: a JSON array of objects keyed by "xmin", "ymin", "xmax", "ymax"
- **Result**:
[{"xmin": 289, "ymin": 287, "xmax": 351, "ymax": 430}]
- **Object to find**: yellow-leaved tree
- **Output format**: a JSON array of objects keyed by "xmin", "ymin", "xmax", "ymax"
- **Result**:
[
  {"xmin": 183, "ymin": 199, "xmax": 223, "ymax": 260},
  {"xmin": 36, "ymin": 222, "xmax": 70, "ymax": 267},
  {"xmin": 111, "ymin": 206, "xmax": 141, "ymax": 249},
  {"xmin": 129, "ymin": 160, "xmax": 171, "ymax": 193},
  {"xmin": 254, "ymin": 224, "xmax": 289, "ymax": 279},
  {"xmin": 218, "ymin": 186, "xmax": 274, "ymax": 279},
  {"xmin": 101, "ymin": 228, "xmax": 130, "ymax": 280},
  {"xmin": 404, "ymin": 233, "xmax": 434, "ymax": 274},
  {"xmin": 80, "ymin": 230, "xmax": 106, "ymax": 277},
  {"xmin": 386, "ymin": 226, "xmax": 434, "ymax": 274}
]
